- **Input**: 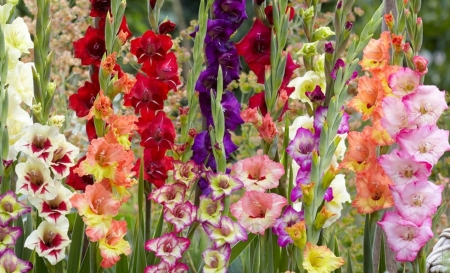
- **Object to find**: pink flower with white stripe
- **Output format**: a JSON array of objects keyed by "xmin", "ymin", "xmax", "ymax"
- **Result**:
[
  {"xmin": 202, "ymin": 216, "xmax": 248, "ymax": 247},
  {"xmin": 145, "ymin": 232, "xmax": 190, "ymax": 266},
  {"xmin": 164, "ymin": 201, "xmax": 197, "ymax": 233}
]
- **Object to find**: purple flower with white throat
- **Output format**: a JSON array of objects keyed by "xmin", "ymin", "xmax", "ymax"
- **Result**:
[
  {"xmin": 305, "ymin": 85, "xmax": 326, "ymax": 104},
  {"xmin": 273, "ymin": 206, "xmax": 304, "ymax": 247},
  {"xmin": 0, "ymin": 248, "xmax": 32, "ymax": 273},
  {"xmin": 391, "ymin": 180, "xmax": 443, "ymax": 226},
  {"xmin": 0, "ymin": 191, "xmax": 31, "ymax": 227},
  {"xmin": 202, "ymin": 216, "xmax": 248, "ymax": 247},
  {"xmin": 145, "ymin": 233, "xmax": 190, "ymax": 266},
  {"xmin": 202, "ymin": 244, "xmax": 231, "ymax": 273},
  {"xmin": 0, "ymin": 226, "xmax": 23, "ymax": 252},
  {"xmin": 286, "ymin": 128, "xmax": 316, "ymax": 165},
  {"xmin": 208, "ymin": 172, "xmax": 243, "ymax": 201},
  {"xmin": 164, "ymin": 201, "xmax": 197, "ymax": 233},
  {"xmin": 379, "ymin": 149, "xmax": 432, "ymax": 187}
]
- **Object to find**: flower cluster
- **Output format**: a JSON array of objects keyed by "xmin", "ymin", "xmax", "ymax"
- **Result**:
[
  {"xmin": 0, "ymin": 191, "xmax": 32, "ymax": 273},
  {"xmin": 376, "ymin": 60, "xmax": 449, "ymax": 262}
]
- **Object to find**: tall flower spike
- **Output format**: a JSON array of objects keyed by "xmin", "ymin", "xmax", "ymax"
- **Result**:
[
  {"xmin": 0, "ymin": 191, "xmax": 31, "ymax": 227},
  {"xmin": 145, "ymin": 233, "xmax": 190, "ymax": 266},
  {"xmin": 24, "ymin": 218, "xmax": 71, "ymax": 265}
]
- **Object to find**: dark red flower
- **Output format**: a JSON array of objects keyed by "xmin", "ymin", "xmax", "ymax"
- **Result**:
[
  {"xmin": 138, "ymin": 110, "xmax": 175, "ymax": 152},
  {"xmin": 134, "ymin": 148, "xmax": 173, "ymax": 188},
  {"xmin": 130, "ymin": 30, "xmax": 173, "ymax": 63},
  {"xmin": 73, "ymin": 26, "xmax": 106, "ymax": 66},
  {"xmin": 248, "ymin": 87, "xmax": 294, "ymax": 120},
  {"xmin": 142, "ymin": 52, "xmax": 181, "ymax": 91},
  {"xmin": 159, "ymin": 20, "xmax": 176, "ymax": 35},
  {"xmin": 89, "ymin": 0, "xmax": 111, "ymax": 18},
  {"xmin": 236, "ymin": 19, "xmax": 271, "ymax": 64},
  {"xmin": 282, "ymin": 53, "xmax": 300, "ymax": 88},
  {"xmin": 124, "ymin": 73, "xmax": 169, "ymax": 113},
  {"xmin": 264, "ymin": 6, "xmax": 295, "ymax": 25},
  {"xmin": 86, "ymin": 119, "xmax": 98, "ymax": 141},
  {"xmin": 149, "ymin": 0, "xmax": 157, "ymax": 9},
  {"xmin": 66, "ymin": 156, "xmax": 95, "ymax": 191},
  {"xmin": 68, "ymin": 78, "xmax": 100, "ymax": 118}
]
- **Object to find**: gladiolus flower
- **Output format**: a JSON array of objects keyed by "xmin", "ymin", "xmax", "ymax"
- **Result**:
[
  {"xmin": 359, "ymin": 31, "xmax": 391, "ymax": 71},
  {"xmin": 4, "ymin": 17, "xmax": 33, "ymax": 57},
  {"xmin": 413, "ymin": 56, "xmax": 428, "ymax": 75},
  {"xmin": 303, "ymin": 243, "xmax": 344, "ymax": 273},
  {"xmin": 150, "ymin": 183, "xmax": 186, "ymax": 211},
  {"xmin": 340, "ymin": 131, "xmax": 377, "ymax": 173},
  {"xmin": 139, "ymin": 110, "xmax": 175, "ymax": 152},
  {"xmin": 378, "ymin": 211, "xmax": 433, "ymax": 262},
  {"xmin": 230, "ymin": 191, "xmax": 287, "ymax": 235},
  {"xmin": 73, "ymin": 26, "xmax": 106, "ymax": 65},
  {"xmin": 159, "ymin": 20, "xmax": 176, "ymax": 35},
  {"xmin": 135, "ymin": 148, "xmax": 173, "ymax": 188},
  {"xmin": 124, "ymin": 74, "xmax": 169, "ymax": 114},
  {"xmin": 69, "ymin": 78, "xmax": 100, "ymax": 118},
  {"xmin": 98, "ymin": 220, "xmax": 131, "ymax": 268},
  {"xmin": 164, "ymin": 201, "xmax": 197, "ymax": 233},
  {"xmin": 0, "ymin": 226, "xmax": 22, "ymax": 251},
  {"xmin": 323, "ymin": 174, "xmax": 351, "ymax": 228},
  {"xmin": 288, "ymin": 71, "xmax": 325, "ymax": 106},
  {"xmin": 208, "ymin": 172, "xmax": 243, "ymax": 201},
  {"xmin": 6, "ymin": 61, "xmax": 34, "ymax": 107},
  {"xmin": 145, "ymin": 262, "xmax": 188, "ymax": 273},
  {"xmin": 202, "ymin": 244, "xmax": 231, "ymax": 273},
  {"xmin": 50, "ymin": 137, "xmax": 79, "ymax": 179},
  {"xmin": 89, "ymin": 0, "xmax": 111, "ymax": 18},
  {"xmin": 14, "ymin": 123, "xmax": 60, "ymax": 163},
  {"xmin": 380, "ymin": 97, "xmax": 416, "ymax": 138},
  {"xmin": 231, "ymin": 155, "xmax": 284, "ymax": 192},
  {"xmin": 172, "ymin": 160, "xmax": 200, "ymax": 186},
  {"xmin": 259, "ymin": 113, "xmax": 278, "ymax": 144},
  {"xmin": 197, "ymin": 196, "xmax": 224, "ymax": 227},
  {"xmin": 213, "ymin": 0, "xmax": 247, "ymax": 27},
  {"xmin": 15, "ymin": 157, "xmax": 57, "ymax": 200},
  {"xmin": 66, "ymin": 156, "xmax": 95, "ymax": 191},
  {"xmin": 396, "ymin": 125, "xmax": 450, "ymax": 165},
  {"xmin": 388, "ymin": 67, "xmax": 421, "ymax": 98},
  {"xmin": 0, "ymin": 248, "xmax": 32, "ymax": 273},
  {"xmin": 145, "ymin": 233, "xmax": 190, "ymax": 266},
  {"xmin": 379, "ymin": 149, "xmax": 432, "ymax": 187},
  {"xmin": 0, "ymin": 191, "xmax": 31, "ymax": 227},
  {"xmin": 105, "ymin": 115, "xmax": 138, "ymax": 150},
  {"xmin": 273, "ymin": 205, "xmax": 304, "ymax": 247},
  {"xmin": 24, "ymin": 218, "xmax": 71, "ymax": 265},
  {"xmin": 130, "ymin": 30, "xmax": 173, "ymax": 63},
  {"xmin": 240, "ymin": 108, "xmax": 263, "ymax": 127},
  {"xmin": 286, "ymin": 128, "xmax": 316, "ymax": 166},
  {"xmin": 391, "ymin": 181, "xmax": 443, "ymax": 226},
  {"xmin": 348, "ymin": 76, "xmax": 384, "ymax": 120},
  {"xmin": 285, "ymin": 221, "xmax": 307, "ymax": 249},
  {"xmin": 202, "ymin": 216, "xmax": 248, "ymax": 247},
  {"xmin": 86, "ymin": 90, "xmax": 112, "ymax": 120},
  {"xmin": 28, "ymin": 185, "xmax": 73, "ymax": 223}
]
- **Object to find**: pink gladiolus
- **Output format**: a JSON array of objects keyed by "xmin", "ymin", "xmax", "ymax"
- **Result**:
[
  {"xmin": 202, "ymin": 216, "xmax": 248, "ymax": 247},
  {"xmin": 145, "ymin": 233, "xmax": 190, "ymax": 266},
  {"xmin": 379, "ymin": 149, "xmax": 432, "ymax": 187},
  {"xmin": 230, "ymin": 191, "xmax": 287, "ymax": 235},
  {"xmin": 388, "ymin": 67, "xmax": 420, "ymax": 98},
  {"xmin": 403, "ymin": 85, "xmax": 448, "ymax": 127},
  {"xmin": 150, "ymin": 183, "xmax": 186, "ymax": 211},
  {"xmin": 391, "ymin": 180, "xmax": 443, "ymax": 226},
  {"xmin": 144, "ymin": 261, "xmax": 189, "ymax": 273},
  {"xmin": 396, "ymin": 126, "xmax": 450, "ymax": 165},
  {"xmin": 231, "ymin": 155, "xmax": 284, "ymax": 192},
  {"xmin": 164, "ymin": 201, "xmax": 197, "ymax": 233},
  {"xmin": 380, "ymin": 97, "xmax": 416, "ymax": 138},
  {"xmin": 412, "ymin": 56, "xmax": 428, "ymax": 75},
  {"xmin": 378, "ymin": 211, "xmax": 433, "ymax": 262}
]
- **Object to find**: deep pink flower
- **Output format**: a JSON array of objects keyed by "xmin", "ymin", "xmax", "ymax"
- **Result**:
[
  {"xmin": 89, "ymin": 0, "xmax": 111, "ymax": 18},
  {"xmin": 230, "ymin": 191, "xmax": 287, "ymax": 235},
  {"xmin": 134, "ymin": 148, "xmax": 173, "ymax": 188},
  {"xmin": 164, "ymin": 201, "xmax": 197, "ymax": 233},
  {"xmin": 142, "ymin": 52, "xmax": 181, "ymax": 91},
  {"xmin": 69, "ymin": 78, "xmax": 100, "ymax": 118},
  {"xmin": 145, "ymin": 233, "xmax": 190, "ymax": 266},
  {"xmin": 412, "ymin": 56, "xmax": 428, "ymax": 75},
  {"xmin": 202, "ymin": 216, "xmax": 248, "ymax": 247}
]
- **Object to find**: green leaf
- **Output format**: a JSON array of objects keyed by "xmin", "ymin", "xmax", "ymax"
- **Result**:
[
  {"xmin": 364, "ymin": 214, "xmax": 373, "ymax": 273},
  {"xmin": 80, "ymin": 242, "xmax": 92, "ymax": 273},
  {"xmin": 346, "ymin": 250, "xmax": 354, "ymax": 273},
  {"xmin": 34, "ymin": 253, "xmax": 48, "ymax": 273},
  {"xmin": 115, "ymin": 254, "xmax": 128, "ymax": 273},
  {"xmin": 378, "ymin": 234, "xmax": 386, "ymax": 273},
  {"xmin": 67, "ymin": 214, "xmax": 85, "ymax": 273},
  {"xmin": 333, "ymin": 236, "xmax": 342, "ymax": 273},
  {"xmin": 147, "ymin": 210, "xmax": 164, "ymax": 265},
  {"xmin": 229, "ymin": 233, "xmax": 257, "ymax": 266}
]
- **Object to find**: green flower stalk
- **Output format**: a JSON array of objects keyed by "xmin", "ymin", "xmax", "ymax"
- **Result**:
[
  {"xmin": 0, "ymin": 23, "xmax": 8, "ymax": 194},
  {"xmin": 148, "ymin": 0, "xmax": 165, "ymax": 32}
]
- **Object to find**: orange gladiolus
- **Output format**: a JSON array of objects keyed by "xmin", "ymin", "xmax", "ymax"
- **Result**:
[
  {"xmin": 340, "ymin": 131, "xmax": 377, "ymax": 173},
  {"xmin": 359, "ymin": 31, "xmax": 391, "ymax": 71},
  {"xmin": 348, "ymin": 76, "xmax": 384, "ymax": 120}
]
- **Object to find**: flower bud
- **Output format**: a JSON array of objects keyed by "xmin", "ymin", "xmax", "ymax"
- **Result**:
[
  {"xmin": 47, "ymin": 82, "xmax": 56, "ymax": 97},
  {"xmin": 149, "ymin": 0, "xmax": 157, "ymax": 9},
  {"xmin": 48, "ymin": 115, "xmax": 65, "ymax": 128},
  {"xmin": 314, "ymin": 206, "xmax": 336, "ymax": 230},
  {"xmin": 159, "ymin": 20, "xmax": 176, "ymax": 35},
  {"xmin": 336, "ymin": 1, "xmax": 342, "ymax": 9},
  {"xmin": 324, "ymin": 42, "xmax": 334, "ymax": 54},
  {"xmin": 391, "ymin": 34, "xmax": 404, "ymax": 52},
  {"xmin": 297, "ymin": 41, "xmax": 319, "ymax": 57},
  {"xmin": 384, "ymin": 13, "xmax": 394, "ymax": 30},
  {"xmin": 412, "ymin": 55, "xmax": 428, "ymax": 75},
  {"xmin": 345, "ymin": 21, "xmax": 353, "ymax": 31},
  {"xmin": 285, "ymin": 221, "xmax": 307, "ymax": 249},
  {"xmin": 313, "ymin": 27, "xmax": 335, "ymax": 41},
  {"xmin": 403, "ymin": 42, "xmax": 413, "ymax": 58},
  {"xmin": 300, "ymin": 6, "xmax": 314, "ymax": 23},
  {"xmin": 31, "ymin": 102, "xmax": 42, "ymax": 114},
  {"xmin": 254, "ymin": 0, "xmax": 265, "ymax": 5},
  {"xmin": 301, "ymin": 182, "xmax": 315, "ymax": 206}
]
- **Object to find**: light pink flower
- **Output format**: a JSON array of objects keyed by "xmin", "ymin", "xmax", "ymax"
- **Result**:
[
  {"xmin": 202, "ymin": 216, "xmax": 248, "ymax": 247},
  {"xmin": 413, "ymin": 56, "xmax": 428, "ymax": 75},
  {"xmin": 230, "ymin": 191, "xmax": 287, "ymax": 235},
  {"xmin": 388, "ymin": 67, "xmax": 421, "ymax": 98},
  {"xmin": 164, "ymin": 201, "xmax": 197, "ymax": 233},
  {"xmin": 391, "ymin": 180, "xmax": 443, "ymax": 226},
  {"xmin": 379, "ymin": 149, "xmax": 432, "ymax": 187},
  {"xmin": 231, "ymin": 155, "xmax": 284, "ymax": 192},
  {"xmin": 380, "ymin": 97, "xmax": 416, "ymax": 138},
  {"xmin": 150, "ymin": 183, "xmax": 186, "ymax": 211},
  {"xmin": 145, "ymin": 233, "xmax": 190, "ymax": 266},
  {"xmin": 396, "ymin": 126, "xmax": 450, "ymax": 165},
  {"xmin": 403, "ymin": 85, "xmax": 448, "ymax": 127},
  {"xmin": 378, "ymin": 211, "xmax": 433, "ymax": 262}
]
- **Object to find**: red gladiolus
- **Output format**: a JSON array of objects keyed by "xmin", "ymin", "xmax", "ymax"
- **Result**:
[
  {"xmin": 73, "ymin": 26, "xmax": 106, "ymax": 66},
  {"xmin": 89, "ymin": 0, "xmax": 111, "ymax": 18},
  {"xmin": 66, "ymin": 156, "xmax": 95, "ymax": 191},
  {"xmin": 69, "ymin": 78, "xmax": 100, "ymax": 118},
  {"xmin": 142, "ymin": 52, "xmax": 181, "ymax": 91},
  {"xmin": 134, "ymin": 148, "xmax": 173, "ymax": 188},
  {"xmin": 124, "ymin": 73, "xmax": 169, "ymax": 114},
  {"xmin": 130, "ymin": 30, "xmax": 173, "ymax": 63},
  {"xmin": 140, "ymin": 111, "xmax": 176, "ymax": 152},
  {"xmin": 159, "ymin": 20, "xmax": 176, "ymax": 35},
  {"xmin": 150, "ymin": 0, "xmax": 157, "ymax": 9}
]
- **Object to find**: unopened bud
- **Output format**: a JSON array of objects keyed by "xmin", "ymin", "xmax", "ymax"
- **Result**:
[
  {"xmin": 384, "ymin": 13, "xmax": 394, "ymax": 30},
  {"xmin": 149, "ymin": 0, "xmax": 157, "ymax": 9},
  {"xmin": 48, "ymin": 115, "xmax": 65, "ymax": 128},
  {"xmin": 47, "ymin": 82, "xmax": 56, "ymax": 97},
  {"xmin": 254, "ymin": 0, "xmax": 265, "ymax": 5},
  {"xmin": 32, "ymin": 102, "xmax": 42, "ymax": 114},
  {"xmin": 159, "ymin": 20, "xmax": 176, "ymax": 35}
]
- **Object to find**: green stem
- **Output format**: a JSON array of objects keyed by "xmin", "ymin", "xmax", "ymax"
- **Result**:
[
  {"xmin": 145, "ymin": 196, "xmax": 152, "ymax": 241},
  {"xmin": 90, "ymin": 242, "xmax": 97, "ymax": 273}
]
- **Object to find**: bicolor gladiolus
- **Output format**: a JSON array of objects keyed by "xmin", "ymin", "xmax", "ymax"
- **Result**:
[
  {"xmin": 24, "ymin": 218, "xmax": 71, "ymax": 265},
  {"xmin": 378, "ymin": 211, "xmax": 433, "ymax": 262},
  {"xmin": 14, "ymin": 123, "xmax": 60, "ymax": 163},
  {"xmin": 98, "ymin": 220, "xmax": 131, "ymax": 268},
  {"xmin": 285, "ymin": 221, "xmax": 307, "ymax": 249},
  {"xmin": 15, "ymin": 157, "xmax": 58, "ymax": 200},
  {"xmin": 388, "ymin": 67, "xmax": 421, "ymax": 98},
  {"xmin": 379, "ymin": 149, "xmax": 432, "ymax": 187},
  {"xmin": 0, "ymin": 191, "xmax": 31, "ymax": 227},
  {"xmin": 172, "ymin": 160, "xmax": 200, "ymax": 186},
  {"xmin": 0, "ymin": 226, "xmax": 22, "ymax": 252},
  {"xmin": 380, "ymin": 97, "xmax": 417, "ymax": 138},
  {"xmin": 104, "ymin": 114, "xmax": 138, "ymax": 150},
  {"xmin": 391, "ymin": 180, "xmax": 443, "ymax": 226},
  {"xmin": 286, "ymin": 128, "xmax": 316, "ymax": 166},
  {"xmin": 273, "ymin": 205, "xmax": 304, "ymax": 247},
  {"xmin": 145, "ymin": 232, "xmax": 190, "ymax": 266},
  {"xmin": 164, "ymin": 201, "xmax": 197, "ymax": 233},
  {"xmin": 202, "ymin": 244, "xmax": 231, "ymax": 273},
  {"xmin": 208, "ymin": 172, "xmax": 243, "ymax": 201},
  {"xmin": 231, "ymin": 155, "xmax": 284, "ymax": 192},
  {"xmin": 302, "ymin": 242, "xmax": 344, "ymax": 273},
  {"xmin": 323, "ymin": 174, "xmax": 351, "ymax": 228},
  {"xmin": 340, "ymin": 131, "xmax": 377, "ymax": 173},
  {"xmin": 49, "ymin": 135, "xmax": 79, "ymax": 179},
  {"xmin": 348, "ymin": 76, "xmax": 384, "ymax": 120},
  {"xmin": 359, "ymin": 31, "xmax": 391, "ymax": 71},
  {"xmin": 28, "ymin": 185, "xmax": 73, "ymax": 223},
  {"xmin": 202, "ymin": 216, "xmax": 248, "ymax": 247},
  {"xmin": 230, "ymin": 191, "xmax": 287, "ymax": 235},
  {"xmin": 0, "ymin": 248, "xmax": 32, "ymax": 273},
  {"xmin": 144, "ymin": 261, "xmax": 189, "ymax": 273},
  {"xmin": 396, "ymin": 125, "xmax": 450, "ymax": 165},
  {"xmin": 197, "ymin": 196, "xmax": 224, "ymax": 227},
  {"xmin": 150, "ymin": 183, "xmax": 186, "ymax": 211}
]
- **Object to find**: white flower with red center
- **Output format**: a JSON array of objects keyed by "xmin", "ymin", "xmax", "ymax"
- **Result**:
[
  {"xmin": 0, "ymin": 226, "xmax": 23, "ymax": 252},
  {"xmin": 14, "ymin": 124, "xmax": 60, "ymax": 164},
  {"xmin": 49, "ymin": 135, "xmax": 79, "ymax": 179},
  {"xmin": 202, "ymin": 244, "xmax": 231, "ymax": 273},
  {"xmin": 0, "ymin": 248, "xmax": 32, "ymax": 273},
  {"xmin": 145, "ymin": 232, "xmax": 190, "ymax": 266},
  {"xmin": 24, "ymin": 217, "xmax": 71, "ymax": 265},
  {"xmin": 28, "ymin": 184, "xmax": 73, "ymax": 223},
  {"xmin": 208, "ymin": 172, "xmax": 243, "ymax": 201},
  {"xmin": 164, "ymin": 201, "xmax": 197, "ymax": 233},
  {"xmin": 15, "ymin": 157, "xmax": 57, "ymax": 200},
  {"xmin": 197, "ymin": 196, "xmax": 224, "ymax": 227},
  {"xmin": 150, "ymin": 183, "xmax": 186, "ymax": 211},
  {"xmin": 202, "ymin": 216, "xmax": 248, "ymax": 247}
]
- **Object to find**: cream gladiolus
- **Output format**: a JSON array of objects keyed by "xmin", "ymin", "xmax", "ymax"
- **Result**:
[
  {"xmin": 4, "ymin": 17, "xmax": 34, "ymax": 57},
  {"xmin": 288, "ymin": 71, "xmax": 325, "ymax": 106},
  {"xmin": 7, "ymin": 61, "xmax": 34, "ymax": 106},
  {"xmin": 323, "ymin": 174, "xmax": 351, "ymax": 228},
  {"xmin": 6, "ymin": 91, "xmax": 32, "ymax": 160},
  {"xmin": 0, "ymin": 4, "xmax": 13, "ymax": 25}
]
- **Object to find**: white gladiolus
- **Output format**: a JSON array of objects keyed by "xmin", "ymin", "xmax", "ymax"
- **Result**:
[
  {"xmin": 6, "ymin": 91, "xmax": 32, "ymax": 160},
  {"xmin": 7, "ymin": 61, "xmax": 34, "ymax": 106},
  {"xmin": 288, "ymin": 71, "xmax": 325, "ymax": 106},
  {"xmin": 323, "ymin": 174, "xmax": 351, "ymax": 228},
  {"xmin": 4, "ymin": 17, "xmax": 34, "ymax": 58}
]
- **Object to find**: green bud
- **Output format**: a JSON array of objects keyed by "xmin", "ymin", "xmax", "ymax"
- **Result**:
[
  {"xmin": 31, "ymin": 102, "xmax": 42, "ymax": 114},
  {"xmin": 47, "ymin": 82, "xmax": 56, "ymax": 97},
  {"xmin": 313, "ymin": 27, "xmax": 335, "ymax": 41},
  {"xmin": 48, "ymin": 115, "xmax": 65, "ymax": 128},
  {"xmin": 297, "ymin": 41, "xmax": 319, "ymax": 58},
  {"xmin": 299, "ymin": 6, "xmax": 314, "ymax": 23}
]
